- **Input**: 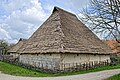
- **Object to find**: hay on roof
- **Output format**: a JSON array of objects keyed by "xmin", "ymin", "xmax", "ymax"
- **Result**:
[
  {"xmin": 18, "ymin": 7, "xmax": 112, "ymax": 54},
  {"xmin": 8, "ymin": 38, "xmax": 27, "ymax": 53}
]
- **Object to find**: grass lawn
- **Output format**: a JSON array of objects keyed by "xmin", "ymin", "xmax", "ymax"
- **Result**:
[
  {"xmin": 105, "ymin": 74, "xmax": 120, "ymax": 80},
  {"xmin": 0, "ymin": 61, "xmax": 120, "ymax": 77}
]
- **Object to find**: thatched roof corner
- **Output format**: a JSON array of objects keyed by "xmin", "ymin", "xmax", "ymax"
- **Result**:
[
  {"xmin": 52, "ymin": 6, "xmax": 58, "ymax": 13},
  {"xmin": 8, "ymin": 38, "xmax": 27, "ymax": 53},
  {"xmin": 18, "ymin": 7, "xmax": 112, "ymax": 54},
  {"xmin": 19, "ymin": 38, "xmax": 27, "ymax": 41},
  {"xmin": 52, "ymin": 6, "xmax": 76, "ymax": 17}
]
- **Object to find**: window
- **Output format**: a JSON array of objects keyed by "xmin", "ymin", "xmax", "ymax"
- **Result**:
[
  {"xmin": 77, "ymin": 54, "xmax": 79, "ymax": 56},
  {"xmin": 94, "ymin": 54, "xmax": 97, "ymax": 56}
]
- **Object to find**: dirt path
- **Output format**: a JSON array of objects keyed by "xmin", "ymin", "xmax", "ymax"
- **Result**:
[{"xmin": 0, "ymin": 69, "xmax": 120, "ymax": 80}]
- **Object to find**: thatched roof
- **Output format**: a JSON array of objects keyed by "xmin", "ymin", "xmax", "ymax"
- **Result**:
[
  {"xmin": 8, "ymin": 38, "xmax": 27, "ymax": 53},
  {"xmin": 18, "ymin": 7, "xmax": 112, "ymax": 54}
]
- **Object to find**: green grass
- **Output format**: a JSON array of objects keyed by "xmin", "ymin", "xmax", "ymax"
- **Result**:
[
  {"xmin": 0, "ymin": 61, "xmax": 52, "ymax": 77},
  {"xmin": 0, "ymin": 61, "xmax": 120, "ymax": 77},
  {"xmin": 105, "ymin": 74, "xmax": 120, "ymax": 80}
]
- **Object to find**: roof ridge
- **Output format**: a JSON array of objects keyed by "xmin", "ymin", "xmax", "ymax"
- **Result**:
[
  {"xmin": 8, "ymin": 38, "xmax": 27, "ymax": 53},
  {"xmin": 53, "ymin": 6, "xmax": 76, "ymax": 17},
  {"xmin": 57, "ymin": 18, "xmax": 65, "ymax": 51}
]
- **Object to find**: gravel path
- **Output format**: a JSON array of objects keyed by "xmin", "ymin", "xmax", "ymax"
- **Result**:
[{"xmin": 0, "ymin": 69, "xmax": 120, "ymax": 80}]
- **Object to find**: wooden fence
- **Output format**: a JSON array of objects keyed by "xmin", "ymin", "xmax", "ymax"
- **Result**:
[
  {"xmin": 1, "ymin": 55, "xmax": 120, "ymax": 73},
  {"xmin": 59, "ymin": 61, "xmax": 110, "ymax": 71},
  {"xmin": 1, "ymin": 56, "xmax": 111, "ymax": 73},
  {"xmin": 0, "ymin": 54, "xmax": 3, "ymax": 60},
  {"xmin": 0, "ymin": 55, "xmax": 15, "ymax": 61}
]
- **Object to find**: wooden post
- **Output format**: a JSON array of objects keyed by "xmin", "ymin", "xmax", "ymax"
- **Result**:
[
  {"xmin": 42, "ymin": 62, "xmax": 43, "ymax": 69},
  {"xmin": 45, "ymin": 62, "xmax": 47, "ymax": 69},
  {"xmin": 83, "ymin": 63, "xmax": 85, "ymax": 70},
  {"xmin": 94, "ymin": 61, "xmax": 96, "ymax": 68},
  {"xmin": 107, "ymin": 60, "xmax": 109, "ymax": 65},
  {"xmin": 73, "ymin": 62, "xmax": 75, "ymax": 70},
  {"xmin": 88, "ymin": 62, "xmax": 90, "ymax": 69},
  {"xmin": 69, "ymin": 63, "xmax": 70, "ymax": 71},
  {"xmin": 63, "ymin": 63, "xmax": 65, "ymax": 71},
  {"xmin": 85, "ymin": 62, "xmax": 87, "ymax": 70},
  {"xmin": 79, "ymin": 63, "xmax": 81, "ymax": 70},
  {"xmin": 38, "ymin": 62, "xmax": 40, "ymax": 68},
  {"xmin": 75, "ymin": 63, "xmax": 77, "ymax": 71},
  {"xmin": 86, "ymin": 62, "xmax": 88, "ymax": 70}
]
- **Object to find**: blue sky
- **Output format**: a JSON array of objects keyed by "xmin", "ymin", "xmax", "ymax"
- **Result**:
[{"xmin": 0, "ymin": 0, "xmax": 89, "ymax": 43}]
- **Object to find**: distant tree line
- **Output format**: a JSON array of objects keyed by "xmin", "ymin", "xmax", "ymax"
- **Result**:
[{"xmin": 0, "ymin": 40, "xmax": 14, "ymax": 54}]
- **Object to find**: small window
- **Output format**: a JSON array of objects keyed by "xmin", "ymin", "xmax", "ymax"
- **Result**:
[
  {"xmin": 77, "ymin": 54, "xmax": 79, "ymax": 56},
  {"xmin": 94, "ymin": 54, "xmax": 97, "ymax": 56}
]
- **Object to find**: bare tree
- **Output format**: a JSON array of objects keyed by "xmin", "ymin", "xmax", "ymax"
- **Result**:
[{"xmin": 81, "ymin": 0, "xmax": 120, "ymax": 42}]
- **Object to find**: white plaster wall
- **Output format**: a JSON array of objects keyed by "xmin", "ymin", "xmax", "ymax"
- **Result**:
[
  {"xmin": 19, "ymin": 53, "xmax": 110, "ymax": 70},
  {"xmin": 61, "ymin": 54, "xmax": 110, "ymax": 63},
  {"xmin": 19, "ymin": 53, "xmax": 60, "ymax": 69},
  {"xmin": 60, "ymin": 54, "xmax": 110, "ymax": 68}
]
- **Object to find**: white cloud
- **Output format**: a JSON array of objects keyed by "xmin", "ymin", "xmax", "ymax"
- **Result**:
[
  {"xmin": 0, "ymin": 0, "xmax": 90, "ymax": 43},
  {"xmin": 0, "ymin": 25, "xmax": 11, "ymax": 39},
  {"xmin": 0, "ymin": 0, "xmax": 48, "ymax": 43},
  {"xmin": 67, "ymin": 0, "xmax": 90, "ymax": 9}
]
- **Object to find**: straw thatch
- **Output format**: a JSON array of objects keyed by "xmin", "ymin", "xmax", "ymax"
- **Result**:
[
  {"xmin": 8, "ymin": 38, "xmax": 27, "ymax": 53},
  {"xmin": 18, "ymin": 7, "xmax": 112, "ymax": 54}
]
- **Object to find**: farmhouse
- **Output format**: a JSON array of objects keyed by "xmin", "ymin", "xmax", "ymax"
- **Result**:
[
  {"xmin": 16, "ymin": 7, "xmax": 112, "ymax": 70},
  {"xmin": 8, "ymin": 38, "xmax": 27, "ymax": 58}
]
